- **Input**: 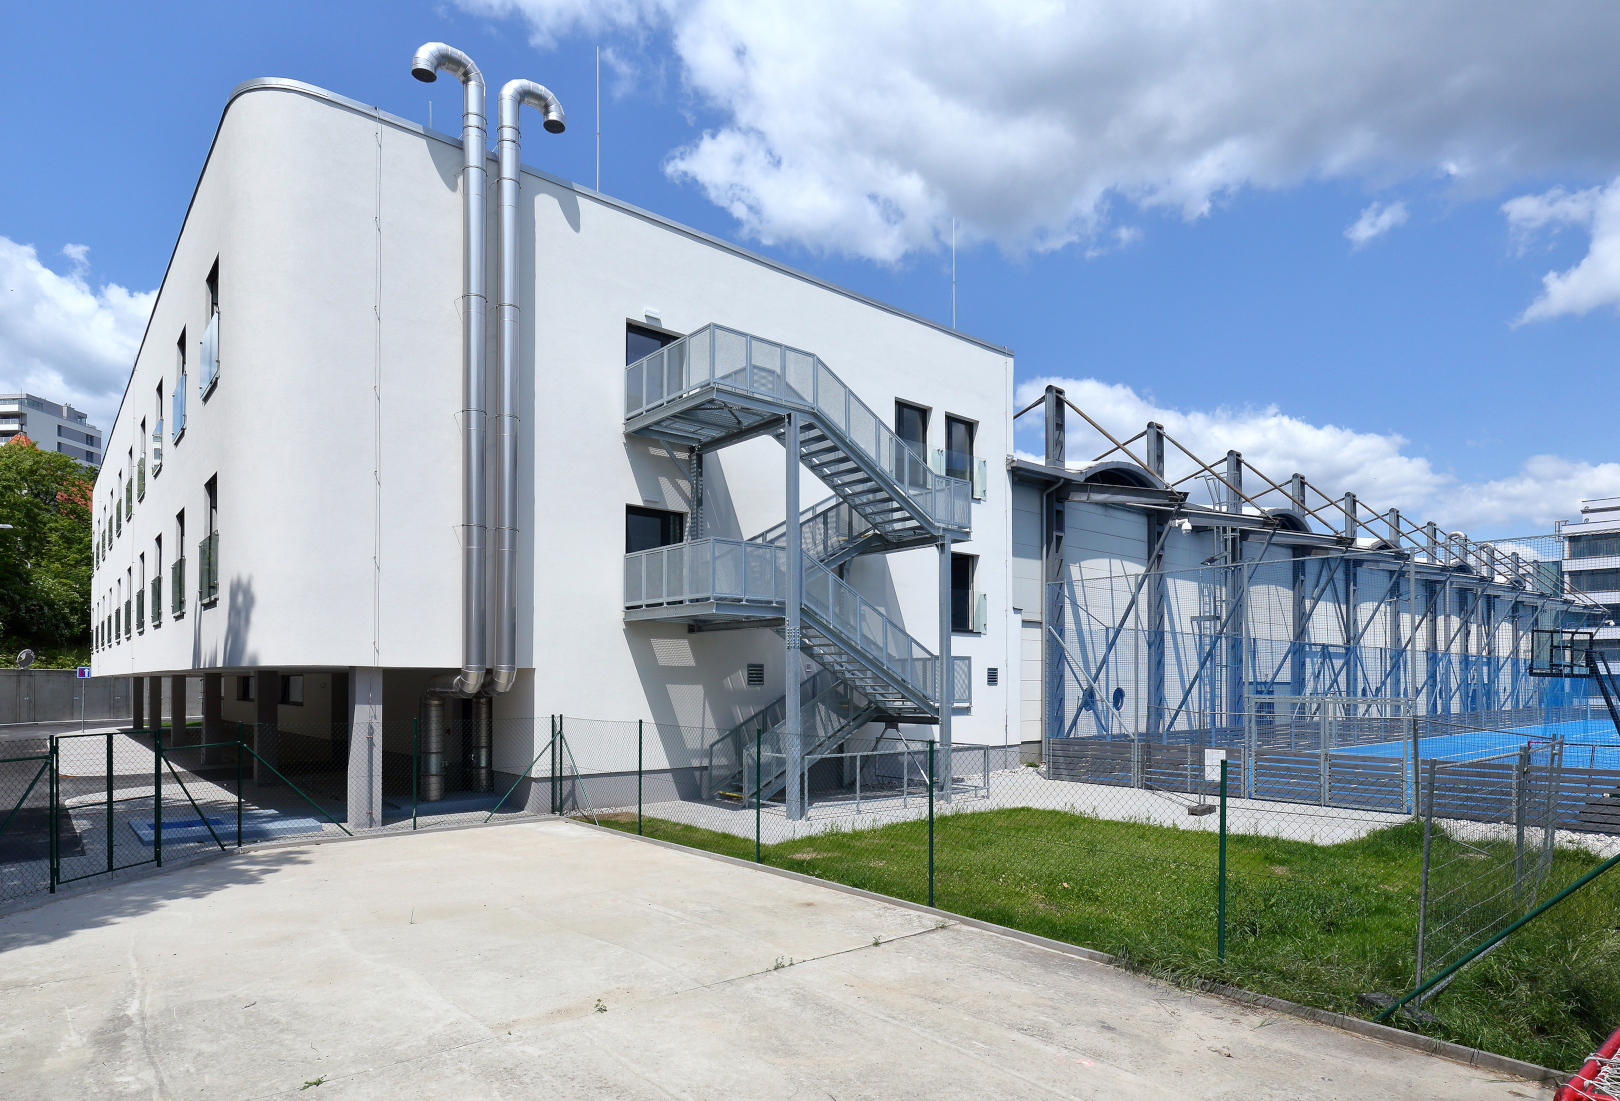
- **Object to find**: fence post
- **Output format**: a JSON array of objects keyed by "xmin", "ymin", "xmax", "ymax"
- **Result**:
[
  {"xmin": 106, "ymin": 732, "xmax": 114, "ymax": 876},
  {"xmin": 154, "ymin": 725, "xmax": 163, "ymax": 867},
  {"xmin": 637, "ymin": 719, "xmax": 644, "ymax": 836},
  {"xmin": 1415, "ymin": 760, "xmax": 1437, "ymax": 987},
  {"xmin": 1514, "ymin": 745, "xmax": 1528, "ymax": 906},
  {"xmin": 49, "ymin": 736, "xmax": 58, "ymax": 893},
  {"xmin": 236, "ymin": 728, "xmax": 243, "ymax": 848},
  {"xmin": 928, "ymin": 739, "xmax": 936, "ymax": 909},
  {"xmin": 412, "ymin": 718, "xmax": 419, "ymax": 831},
  {"xmin": 550, "ymin": 716, "xmax": 558, "ymax": 815},
  {"xmin": 1218, "ymin": 757, "xmax": 1227, "ymax": 960},
  {"xmin": 1408, "ymin": 714, "xmax": 1420, "ymax": 816},
  {"xmin": 755, "ymin": 727, "xmax": 762, "ymax": 864}
]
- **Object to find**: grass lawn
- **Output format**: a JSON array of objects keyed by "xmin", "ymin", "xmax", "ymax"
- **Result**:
[{"xmin": 595, "ymin": 807, "xmax": 1620, "ymax": 1071}]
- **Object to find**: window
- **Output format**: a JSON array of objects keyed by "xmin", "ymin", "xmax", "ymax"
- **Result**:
[
  {"xmin": 1569, "ymin": 532, "xmax": 1620, "ymax": 560},
  {"xmin": 137, "ymin": 422, "xmax": 146, "ymax": 498},
  {"xmin": 951, "ymin": 552, "xmax": 986, "ymax": 633},
  {"xmin": 151, "ymin": 536, "xmax": 162, "ymax": 628},
  {"xmin": 172, "ymin": 510, "xmax": 186, "ymax": 617},
  {"xmin": 199, "ymin": 477, "xmax": 219, "ymax": 605},
  {"xmin": 746, "ymin": 663, "xmax": 765, "ymax": 687},
  {"xmin": 625, "ymin": 505, "xmax": 685, "ymax": 553},
  {"xmin": 153, "ymin": 382, "xmax": 164, "ymax": 472},
  {"xmin": 136, "ymin": 554, "xmax": 146, "ymax": 633},
  {"xmin": 895, "ymin": 402, "xmax": 928, "ymax": 454},
  {"xmin": 1569, "ymin": 568, "xmax": 1620, "ymax": 594},
  {"xmin": 626, "ymin": 322, "xmax": 678, "ymax": 366},
  {"xmin": 237, "ymin": 674, "xmax": 254, "ymax": 702},
  {"xmin": 173, "ymin": 331, "xmax": 187, "ymax": 441},
  {"xmin": 944, "ymin": 415, "xmax": 975, "ymax": 482},
  {"xmin": 201, "ymin": 260, "xmax": 220, "ymax": 396},
  {"xmin": 280, "ymin": 674, "xmax": 304, "ymax": 705}
]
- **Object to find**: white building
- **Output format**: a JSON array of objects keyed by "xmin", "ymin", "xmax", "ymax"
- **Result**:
[
  {"xmin": 1558, "ymin": 497, "xmax": 1620, "ymax": 655},
  {"xmin": 0, "ymin": 393, "xmax": 102, "ymax": 466},
  {"xmin": 90, "ymin": 53, "xmax": 1016, "ymax": 826}
]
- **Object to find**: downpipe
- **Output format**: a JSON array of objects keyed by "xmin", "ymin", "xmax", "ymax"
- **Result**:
[
  {"xmin": 491, "ymin": 78, "xmax": 565, "ymax": 696},
  {"xmin": 412, "ymin": 42, "xmax": 488, "ymax": 697}
]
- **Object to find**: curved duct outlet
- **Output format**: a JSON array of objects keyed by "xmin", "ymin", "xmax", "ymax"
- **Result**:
[
  {"xmin": 412, "ymin": 42, "xmax": 488, "ymax": 698},
  {"xmin": 490, "ymin": 79, "xmax": 566, "ymax": 697}
]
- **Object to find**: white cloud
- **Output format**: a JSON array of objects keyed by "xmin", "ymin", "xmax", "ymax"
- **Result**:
[
  {"xmin": 0, "ymin": 237, "xmax": 153, "ymax": 435},
  {"xmin": 465, "ymin": 0, "xmax": 1620, "ymax": 262},
  {"xmin": 1503, "ymin": 177, "xmax": 1620, "ymax": 323},
  {"xmin": 1344, "ymin": 201, "xmax": 1408, "ymax": 248},
  {"xmin": 1015, "ymin": 376, "xmax": 1613, "ymax": 534}
]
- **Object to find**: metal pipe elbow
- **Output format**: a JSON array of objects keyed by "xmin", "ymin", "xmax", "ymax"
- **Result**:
[
  {"xmin": 453, "ymin": 668, "xmax": 485, "ymax": 698},
  {"xmin": 499, "ymin": 79, "xmax": 565, "ymax": 134},
  {"xmin": 489, "ymin": 667, "xmax": 518, "ymax": 695},
  {"xmin": 411, "ymin": 42, "xmax": 483, "ymax": 89}
]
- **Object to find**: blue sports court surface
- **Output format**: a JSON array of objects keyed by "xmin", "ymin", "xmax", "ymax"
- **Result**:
[{"xmin": 1338, "ymin": 717, "xmax": 1620, "ymax": 769}]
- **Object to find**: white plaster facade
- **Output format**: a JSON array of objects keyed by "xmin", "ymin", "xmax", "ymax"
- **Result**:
[{"xmin": 89, "ymin": 78, "xmax": 1018, "ymax": 785}]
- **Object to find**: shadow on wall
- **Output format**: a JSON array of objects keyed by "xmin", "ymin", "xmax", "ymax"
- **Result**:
[
  {"xmin": 624, "ymin": 438, "xmax": 694, "ymax": 519},
  {"xmin": 200, "ymin": 576, "xmax": 258, "ymax": 670}
]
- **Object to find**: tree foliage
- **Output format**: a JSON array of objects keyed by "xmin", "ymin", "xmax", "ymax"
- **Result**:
[{"xmin": 0, "ymin": 434, "xmax": 93, "ymax": 650}]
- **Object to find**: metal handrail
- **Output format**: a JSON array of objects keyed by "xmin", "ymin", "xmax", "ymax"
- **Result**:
[
  {"xmin": 624, "ymin": 537, "xmax": 939, "ymax": 703},
  {"xmin": 625, "ymin": 324, "xmax": 971, "ymax": 531}
]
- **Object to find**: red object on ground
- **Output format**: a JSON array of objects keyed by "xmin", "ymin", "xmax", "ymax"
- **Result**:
[{"xmin": 1558, "ymin": 1024, "xmax": 1620, "ymax": 1101}]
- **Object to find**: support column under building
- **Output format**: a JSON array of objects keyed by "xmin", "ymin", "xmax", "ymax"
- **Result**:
[
  {"xmin": 168, "ymin": 674, "xmax": 187, "ymax": 748},
  {"xmin": 133, "ymin": 675, "xmax": 145, "ymax": 731},
  {"xmin": 784, "ymin": 413, "xmax": 805, "ymax": 821},
  {"xmin": 348, "ymin": 668, "xmax": 383, "ymax": 829},
  {"xmin": 147, "ymin": 676, "xmax": 162, "ymax": 738},
  {"xmin": 202, "ymin": 672, "xmax": 223, "ymax": 765},
  {"xmin": 255, "ymin": 669, "xmax": 278, "ymax": 785}
]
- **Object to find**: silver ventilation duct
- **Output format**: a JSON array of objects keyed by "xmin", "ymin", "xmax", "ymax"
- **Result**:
[
  {"xmin": 491, "ymin": 79, "xmax": 566, "ymax": 695},
  {"xmin": 412, "ymin": 42, "xmax": 489, "ymax": 698}
]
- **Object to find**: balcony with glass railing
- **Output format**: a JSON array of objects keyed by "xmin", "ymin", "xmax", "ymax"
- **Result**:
[{"xmin": 625, "ymin": 325, "xmax": 971, "ymax": 534}]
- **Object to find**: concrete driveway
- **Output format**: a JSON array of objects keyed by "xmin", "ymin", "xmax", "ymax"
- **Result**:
[{"xmin": 0, "ymin": 818, "xmax": 1549, "ymax": 1099}]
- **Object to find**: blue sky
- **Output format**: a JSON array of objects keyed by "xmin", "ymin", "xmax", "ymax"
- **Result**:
[{"xmin": 3, "ymin": 1, "xmax": 1619, "ymax": 536}]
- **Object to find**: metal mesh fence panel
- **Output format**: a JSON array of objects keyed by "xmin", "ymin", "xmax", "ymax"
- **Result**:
[{"xmin": 0, "ymin": 732, "xmax": 56, "ymax": 902}]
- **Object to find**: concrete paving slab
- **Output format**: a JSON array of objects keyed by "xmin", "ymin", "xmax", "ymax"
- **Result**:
[{"xmin": 0, "ymin": 818, "xmax": 1551, "ymax": 1099}]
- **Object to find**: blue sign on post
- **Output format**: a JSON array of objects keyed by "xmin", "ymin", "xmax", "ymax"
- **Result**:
[{"xmin": 76, "ymin": 666, "xmax": 92, "ymax": 679}]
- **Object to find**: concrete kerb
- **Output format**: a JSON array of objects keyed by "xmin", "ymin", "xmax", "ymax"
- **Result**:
[{"xmin": 571, "ymin": 818, "xmax": 1567, "ymax": 1089}]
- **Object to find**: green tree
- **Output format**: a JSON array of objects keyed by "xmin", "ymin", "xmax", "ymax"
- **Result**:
[{"xmin": 0, "ymin": 434, "xmax": 93, "ymax": 662}]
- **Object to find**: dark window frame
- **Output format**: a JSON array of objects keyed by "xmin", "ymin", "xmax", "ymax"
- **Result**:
[
  {"xmin": 626, "ymin": 321, "xmax": 680, "ymax": 366},
  {"xmin": 944, "ymin": 414, "xmax": 976, "ymax": 482},
  {"xmin": 626, "ymin": 505, "xmax": 686, "ymax": 553},
  {"xmin": 951, "ymin": 552, "xmax": 977, "ymax": 633},
  {"xmin": 895, "ymin": 401, "xmax": 929, "ymax": 455}
]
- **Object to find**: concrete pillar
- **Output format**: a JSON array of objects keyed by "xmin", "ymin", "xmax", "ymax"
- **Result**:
[
  {"xmin": 147, "ymin": 677, "xmax": 162, "ymax": 736},
  {"xmin": 202, "ymin": 672, "xmax": 223, "ymax": 764},
  {"xmin": 254, "ymin": 669, "xmax": 278, "ymax": 785},
  {"xmin": 169, "ymin": 674, "xmax": 188, "ymax": 748},
  {"xmin": 784, "ymin": 412, "xmax": 804, "ymax": 821},
  {"xmin": 348, "ymin": 668, "xmax": 384, "ymax": 829},
  {"xmin": 133, "ymin": 675, "xmax": 145, "ymax": 731}
]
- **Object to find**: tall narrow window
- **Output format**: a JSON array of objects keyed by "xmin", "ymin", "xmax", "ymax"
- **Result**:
[
  {"xmin": 951, "ymin": 552, "xmax": 984, "ymax": 633},
  {"xmin": 136, "ymin": 553, "xmax": 146, "ymax": 632},
  {"xmin": 944, "ymin": 415, "xmax": 975, "ymax": 482},
  {"xmin": 172, "ymin": 510, "xmax": 186, "ymax": 617},
  {"xmin": 895, "ymin": 402, "xmax": 928, "ymax": 454},
  {"xmin": 200, "ymin": 477, "xmax": 219, "ymax": 605},
  {"xmin": 201, "ymin": 260, "xmax": 220, "ymax": 396},
  {"xmin": 153, "ymin": 381, "xmax": 164, "ymax": 471},
  {"xmin": 151, "ymin": 535, "xmax": 163, "ymax": 627},
  {"xmin": 173, "ymin": 331, "xmax": 187, "ymax": 441},
  {"xmin": 137, "ymin": 420, "xmax": 147, "ymax": 498}
]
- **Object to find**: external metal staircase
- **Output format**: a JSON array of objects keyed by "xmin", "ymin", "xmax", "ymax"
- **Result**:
[{"xmin": 623, "ymin": 323, "xmax": 973, "ymax": 809}]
